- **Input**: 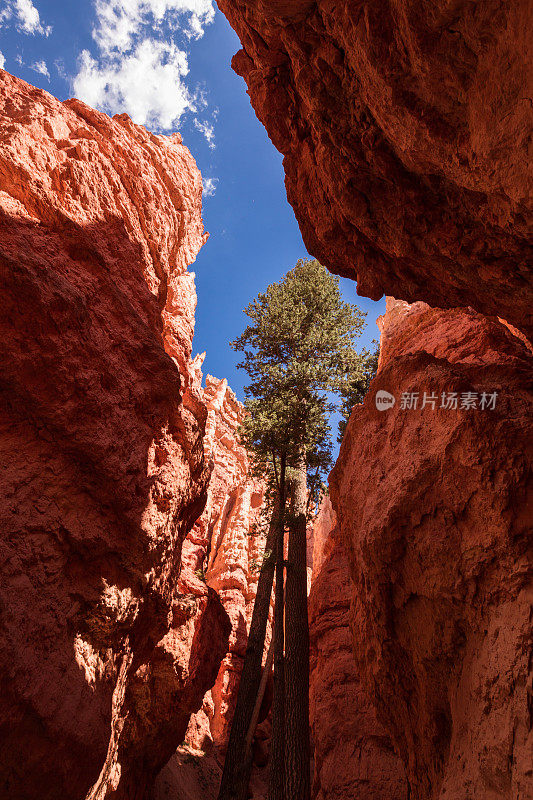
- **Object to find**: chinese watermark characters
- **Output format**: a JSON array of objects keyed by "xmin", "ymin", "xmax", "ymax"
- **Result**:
[
  {"xmin": 375, "ymin": 389, "xmax": 499, "ymax": 411},
  {"xmin": 398, "ymin": 390, "xmax": 498, "ymax": 411}
]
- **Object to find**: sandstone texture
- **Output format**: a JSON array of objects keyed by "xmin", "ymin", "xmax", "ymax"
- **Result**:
[
  {"xmin": 310, "ymin": 493, "xmax": 336, "ymax": 576},
  {"xmin": 217, "ymin": 0, "xmax": 533, "ymax": 338},
  {"xmin": 0, "ymin": 70, "xmax": 231, "ymax": 800},
  {"xmin": 182, "ymin": 375, "xmax": 270, "ymax": 753},
  {"xmin": 309, "ymin": 496, "xmax": 408, "ymax": 800},
  {"xmin": 153, "ymin": 743, "xmax": 223, "ymax": 800},
  {"xmin": 153, "ymin": 376, "xmax": 271, "ymax": 800},
  {"xmin": 330, "ymin": 299, "xmax": 533, "ymax": 800}
]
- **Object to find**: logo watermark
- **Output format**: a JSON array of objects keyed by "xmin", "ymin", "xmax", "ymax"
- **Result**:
[
  {"xmin": 375, "ymin": 390, "xmax": 396, "ymax": 411},
  {"xmin": 375, "ymin": 390, "xmax": 499, "ymax": 411}
]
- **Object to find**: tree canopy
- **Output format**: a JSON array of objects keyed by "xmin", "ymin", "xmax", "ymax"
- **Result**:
[
  {"xmin": 337, "ymin": 341, "xmax": 380, "ymax": 441},
  {"xmin": 232, "ymin": 258, "xmax": 367, "ymax": 493},
  {"xmin": 220, "ymin": 258, "xmax": 374, "ymax": 800}
]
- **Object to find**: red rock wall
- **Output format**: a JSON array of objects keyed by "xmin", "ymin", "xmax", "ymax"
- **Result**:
[
  {"xmin": 0, "ymin": 71, "xmax": 230, "ymax": 800},
  {"xmin": 330, "ymin": 300, "xmax": 533, "ymax": 799},
  {"xmin": 309, "ymin": 497, "xmax": 408, "ymax": 800},
  {"xmin": 153, "ymin": 376, "xmax": 271, "ymax": 800},
  {"xmin": 216, "ymin": 0, "xmax": 533, "ymax": 339},
  {"xmin": 213, "ymin": 7, "xmax": 533, "ymax": 796},
  {"xmin": 310, "ymin": 493, "xmax": 336, "ymax": 577},
  {"xmin": 181, "ymin": 375, "xmax": 269, "ymax": 752}
]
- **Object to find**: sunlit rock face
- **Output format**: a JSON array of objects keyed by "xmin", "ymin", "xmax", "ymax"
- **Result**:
[
  {"xmin": 309, "ymin": 496, "xmax": 408, "ymax": 800},
  {"xmin": 212, "ymin": 8, "xmax": 532, "ymax": 794},
  {"xmin": 310, "ymin": 494, "xmax": 336, "ymax": 577},
  {"xmin": 154, "ymin": 377, "xmax": 271, "ymax": 799},
  {"xmin": 181, "ymin": 375, "xmax": 270, "ymax": 753},
  {"xmin": 330, "ymin": 299, "xmax": 533, "ymax": 800},
  {"xmin": 0, "ymin": 70, "xmax": 231, "ymax": 800},
  {"xmin": 217, "ymin": 0, "xmax": 532, "ymax": 338}
]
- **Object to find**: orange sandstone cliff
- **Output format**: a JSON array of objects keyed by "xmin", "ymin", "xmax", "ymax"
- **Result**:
[
  {"xmin": 330, "ymin": 300, "xmax": 533, "ymax": 799},
  {"xmin": 154, "ymin": 376, "xmax": 272, "ymax": 800},
  {"xmin": 215, "ymin": 4, "xmax": 533, "ymax": 799},
  {"xmin": 183, "ymin": 375, "xmax": 270, "ymax": 754},
  {"xmin": 217, "ymin": 0, "xmax": 533, "ymax": 339},
  {"xmin": 2, "ymin": 1, "xmax": 533, "ymax": 796},
  {"xmin": 0, "ymin": 71, "xmax": 231, "ymax": 800},
  {"xmin": 309, "ymin": 497, "xmax": 408, "ymax": 800}
]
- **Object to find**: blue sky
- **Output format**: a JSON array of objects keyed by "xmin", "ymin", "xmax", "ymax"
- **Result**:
[{"xmin": 0, "ymin": 0, "xmax": 385, "ymax": 404}]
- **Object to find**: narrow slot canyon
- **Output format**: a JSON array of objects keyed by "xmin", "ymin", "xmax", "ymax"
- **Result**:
[{"xmin": 0, "ymin": 2, "xmax": 531, "ymax": 800}]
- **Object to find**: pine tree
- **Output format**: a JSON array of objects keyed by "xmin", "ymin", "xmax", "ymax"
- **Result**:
[
  {"xmin": 219, "ymin": 258, "xmax": 367, "ymax": 800},
  {"xmin": 338, "ymin": 341, "xmax": 380, "ymax": 441}
]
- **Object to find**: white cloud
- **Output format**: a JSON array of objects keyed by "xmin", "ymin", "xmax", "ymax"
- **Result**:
[
  {"xmin": 93, "ymin": 0, "xmax": 215, "ymax": 54},
  {"xmin": 54, "ymin": 58, "xmax": 67, "ymax": 79},
  {"xmin": 73, "ymin": 0, "xmax": 216, "ymax": 132},
  {"xmin": 202, "ymin": 177, "xmax": 217, "ymax": 197},
  {"xmin": 30, "ymin": 59, "xmax": 49, "ymax": 78},
  {"xmin": 74, "ymin": 40, "xmax": 196, "ymax": 129},
  {"xmin": 0, "ymin": 52, "xmax": 5, "ymax": 69},
  {"xmin": 15, "ymin": 0, "xmax": 50, "ymax": 34},
  {"xmin": 0, "ymin": 0, "xmax": 52, "ymax": 36},
  {"xmin": 194, "ymin": 118, "xmax": 215, "ymax": 149}
]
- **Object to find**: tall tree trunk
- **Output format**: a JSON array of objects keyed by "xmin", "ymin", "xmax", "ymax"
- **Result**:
[
  {"xmin": 218, "ymin": 495, "xmax": 281, "ymax": 800},
  {"xmin": 268, "ymin": 454, "xmax": 286, "ymax": 800},
  {"xmin": 284, "ymin": 447, "xmax": 310, "ymax": 800},
  {"xmin": 245, "ymin": 636, "xmax": 275, "ymax": 757}
]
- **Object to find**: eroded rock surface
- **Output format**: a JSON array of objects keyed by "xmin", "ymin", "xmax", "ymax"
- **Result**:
[
  {"xmin": 330, "ymin": 299, "xmax": 533, "ymax": 799},
  {"xmin": 214, "ymin": 5, "xmax": 533, "ymax": 796},
  {"xmin": 0, "ymin": 71, "xmax": 230, "ymax": 800},
  {"xmin": 183, "ymin": 375, "xmax": 270, "ymax": 753},
  {"xmin": 153, "ymin": 376, "xmax": 271, "ymax": 799},
  {"xmin": 309, "ymin": 496, "xmax": 408, "ymax": 800},
  {"xmin": 217, "ymin": 0, "xmax": 533, "ymax": 338}
]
